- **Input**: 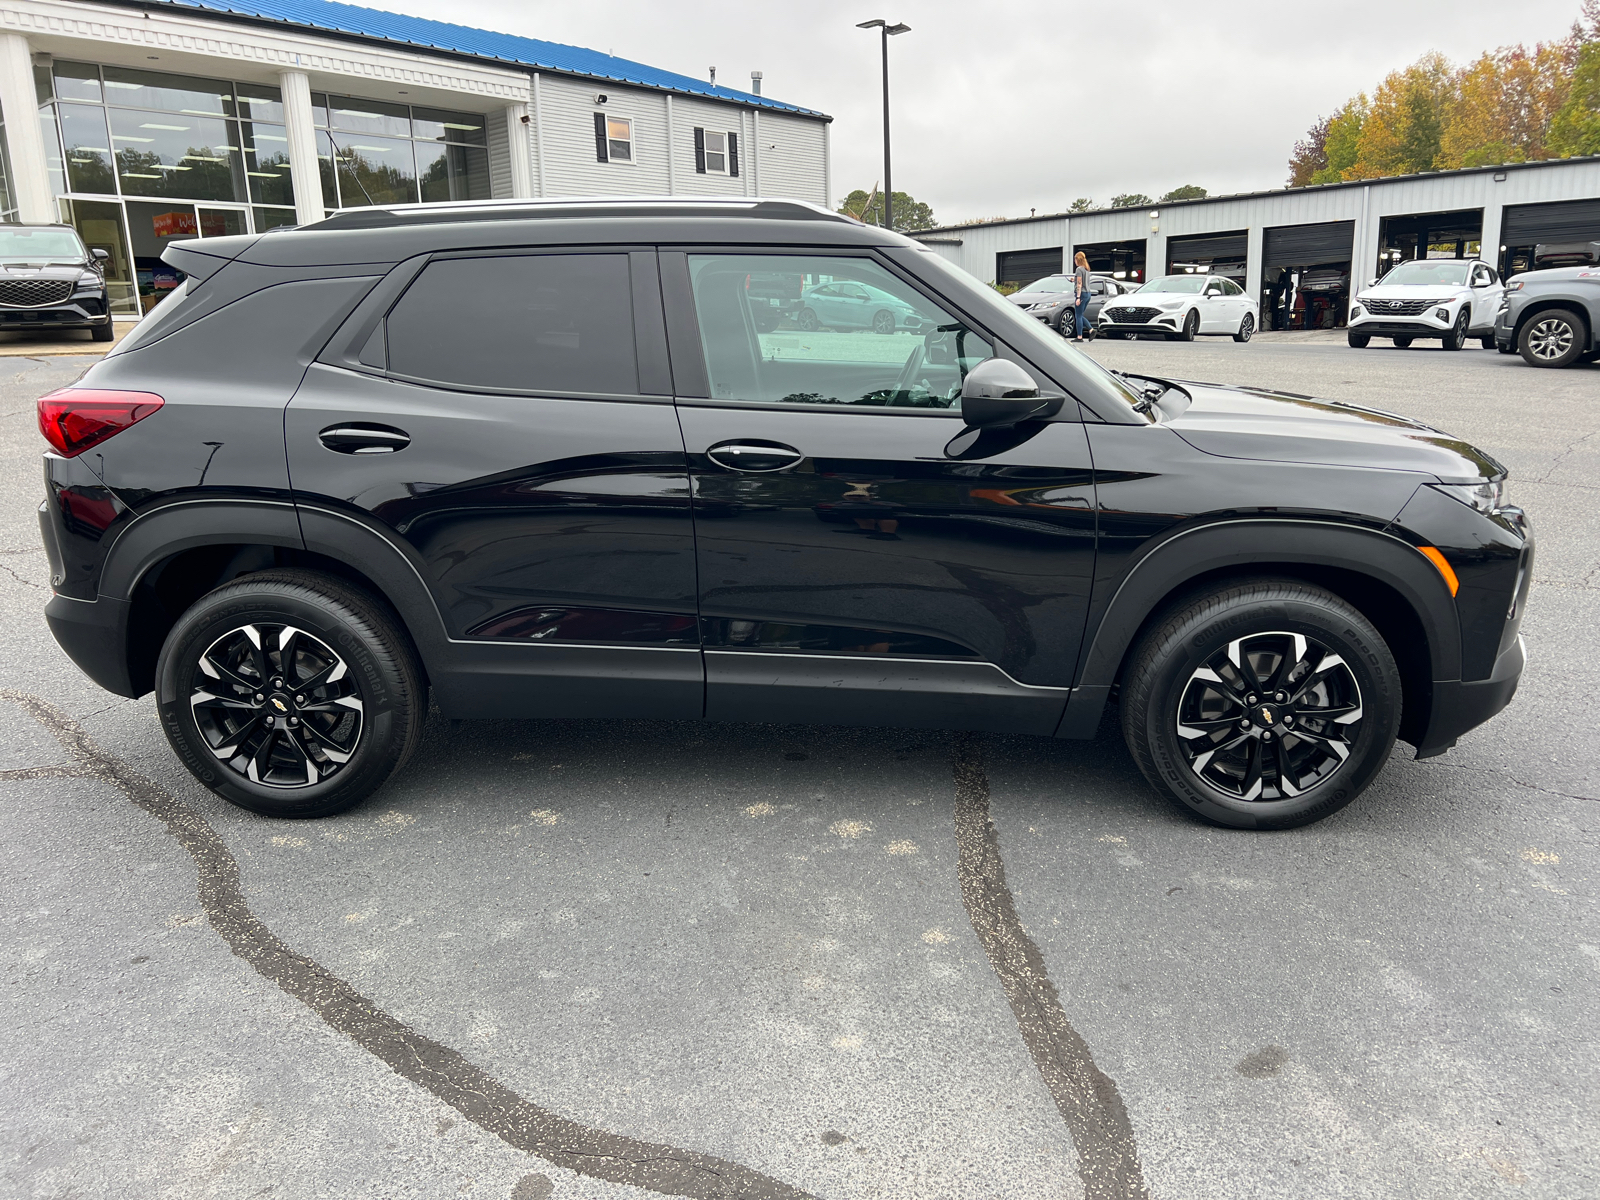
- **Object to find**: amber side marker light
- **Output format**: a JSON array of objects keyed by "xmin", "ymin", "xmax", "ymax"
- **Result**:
[
  {"xmin": 37, "ymin": 389, "xmax": 164, "ymax": 458},
  {"xmin": 1418, "ymin": 546, "xmax": 1460, "ymax": 596}
]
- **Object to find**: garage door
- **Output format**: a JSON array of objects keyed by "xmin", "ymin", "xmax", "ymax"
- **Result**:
[
  {"xmin": 1168, "ymin": 231, "xmax": 1247, "ymax": 262},
  {"xmin": 1263, "ymin": 221, "xmax": 1354, "ymax": 267},
  {"xmin": 996, "ymin": 247, "xmax": 1063, "ymax": 287},
  {"xmin": 1501, "ymin": 199, "xmax": 1600, "ymax": 244}
]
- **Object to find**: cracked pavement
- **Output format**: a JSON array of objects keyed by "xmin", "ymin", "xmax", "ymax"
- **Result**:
[{"xmin": 1, "ymin": 340, "xmax": 1596, "ymax": 1199}]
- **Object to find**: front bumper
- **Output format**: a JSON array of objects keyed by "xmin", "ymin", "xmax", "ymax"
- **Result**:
[
  {"xmin": 1414, "ymin": 634, "xmax": 1525, "ymax": 758},
  {"xmin": 1348, "ymin": 307, "xmax": 1458, "ymax": 337},
  {"xmin": 1099, "ymin": 312, "xmax": 1183, "ymax": 335},
  {"xmin": 0, "ymin": 296, "xmax": 111, "ymax": 330}
]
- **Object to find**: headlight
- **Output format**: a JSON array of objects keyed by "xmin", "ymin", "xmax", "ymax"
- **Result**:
[
  {"xmin": 1504, "ymin": 280, "xmax": 1524, "ymax": 293},
  {"xmin": 74, "ymin": 270, "xmax": 101, "ymax": 288},
  {"xmin": 1036, "ymin": 300, "xmax": 1063, "ymax": 310},
  {"xmin": 1429, "ymin": 479, "xmax": 1507, "ymax": 515}
]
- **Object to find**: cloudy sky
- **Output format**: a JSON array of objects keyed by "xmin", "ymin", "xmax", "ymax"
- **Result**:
[{"xmin": 410, "ymin": 0, "xmax": 1583, "ymax": 224}]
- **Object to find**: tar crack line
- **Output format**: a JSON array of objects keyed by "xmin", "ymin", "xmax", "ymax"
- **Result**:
[
  {"xmin": 952, "ymin": 734, "xmax": 1150, "ymax": 1200},
  {"xmin": 0, "ymin": 689, "xmax": 815, "ymax": 1200}
]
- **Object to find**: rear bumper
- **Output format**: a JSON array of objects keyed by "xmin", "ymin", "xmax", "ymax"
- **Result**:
[
  {"xmin": 45, "ymin": 591, "xmax": 139, "ymax": 697},
  {"xmin": 1414, "ymin": 634, "xmax": 1525, "ymax": 759}
]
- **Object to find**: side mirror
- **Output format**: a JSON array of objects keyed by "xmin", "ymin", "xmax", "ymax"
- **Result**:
[
  {"xmin": 959, "ymin": 358, "xmax": 1062, "ymax": 428},
  {"xmin": 91, "ymin": 247, "xmax": 109, "ymax": 261},
  {"xmin": 1368, "ymin": 278, "xmax": 1379, "ymax": 287},
  {"xmin": 1204, "ymin": 285, "xmax": 1222, "ymax": 297}
]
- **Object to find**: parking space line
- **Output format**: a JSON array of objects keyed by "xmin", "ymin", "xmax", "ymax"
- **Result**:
[
  {"xmin": 952, "ymin": 735, "xmax": 1150, "ymax": 1200},
  {"xmin": 0, "ymin": 690, "xmax": 816, "ymax": 1200}
]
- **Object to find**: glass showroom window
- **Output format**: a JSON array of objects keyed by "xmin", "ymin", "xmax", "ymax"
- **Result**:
[{"xmin": 312, "ymin": 95, "xmax": 490, "ymax": 210}]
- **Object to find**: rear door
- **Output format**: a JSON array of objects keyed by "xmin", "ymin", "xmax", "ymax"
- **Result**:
[
  {"xmin": 286, "ymin": 247, "xmax": 701, "ymax": 720},
  {"xmin": 663, "ymin": 249, "xmax": 1097, "ymax": 735}
]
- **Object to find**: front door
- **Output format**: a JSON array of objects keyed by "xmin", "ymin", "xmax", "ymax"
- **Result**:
[
  {"xmin": 667, "ymin": 250, "xmax": 1097, "ymax": 735},
  {"xmin": 287, "ymin": 248, "xmax": 700, "ymax": 720}
]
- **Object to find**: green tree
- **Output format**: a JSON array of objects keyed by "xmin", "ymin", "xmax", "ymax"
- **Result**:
[
  {"xmin": 1311, "ymin": 98, "xmax": 1367, "ymax": 183},
  {"xmin": 1067, "ymin": 197, "xmax": 1095, "ymax": 212},
  {"xmin": 1159, "ymin": 184, "xmax": 1208, "ymax": 201},
  {"xmin": 1550, "ymin": 40, "xmax": 1600, "ymax": 154},
  {"xmin": 837, "ymin": 187, "xmax": 937, "ymax": 231},
  {"xmin": 1109, "ymin": 192, "xmax": 1152, "ymax": 208}
]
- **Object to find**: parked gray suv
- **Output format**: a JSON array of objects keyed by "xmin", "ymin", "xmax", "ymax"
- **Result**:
[{"xmin": 1494, "ymin": 261, "xmax": 1600, "ymax": 369}]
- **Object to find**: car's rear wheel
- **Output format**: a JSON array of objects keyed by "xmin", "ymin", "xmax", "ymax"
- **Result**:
[
  {"xmin": 1442, "ymin": 309, "xmax": 1469, "ymax": 351},
  {"xmin": 1480, "ymin": 336, "xmax": 1496, "ymax": 350},
  {"xmin": 1347, "ymin": 330, "xmax": 1371, "ymax": 348},
  {"xmin": 1234, "ymin": 313, "xmax": 1255, "ymax": 343},
  {"xmin": 1176, "ymin": 310, "xmax": 1199, "ymax": 341},
  {"xmin": 796, "ymin": 307, "xmax": 820, "ymax": 332},
  {"xmin": 1519, "ymin": 308, "xmax": 1586, "ymax": 368},
  {"xmin": 1393, "ymin": 336, "xmax": 1413, "ymax": 348},
  {"xmin": 91, "ymin": 320, "xmax": 115, "ymax": 343},
  {"xmin": 872, "ymin": 309, "xmax": 896, "ymax": 335},
  {"xmin": 156, "ymin": 569, "xmax": 424, "ymax": 819},
  {"xmin": 1121, "ymin": 578, "xmax": 1401, "ymax": 830}
]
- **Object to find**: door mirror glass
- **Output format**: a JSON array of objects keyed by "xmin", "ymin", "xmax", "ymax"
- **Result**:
[{"xmin": 959, "ymin": 358, "xmax": 1058, "ymax": 428}]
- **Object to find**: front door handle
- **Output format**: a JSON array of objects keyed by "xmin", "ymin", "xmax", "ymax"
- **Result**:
[
  {"xmin": 319, "ymin": 423, "xmax": 411, "ymax": 454},
  {"xmin": 705, "ymin": 440, "xmax": 803, "ymax": 473}
]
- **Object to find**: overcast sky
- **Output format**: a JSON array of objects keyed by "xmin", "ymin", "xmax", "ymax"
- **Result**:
[{"xmin": 410, "ymin": 0, "xmax": 1583, "ymax": 225}]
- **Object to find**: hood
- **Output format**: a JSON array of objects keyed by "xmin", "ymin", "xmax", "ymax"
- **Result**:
[
  {"xmin": 1357, "ymin": 282, "xmax": 1469, "ymax": 300},
  {"xmin": 1111, "ymin": 291, "xmax": 1190, "ymax": 308},
  {"xmin": 1163, "ymin": 381, "xmax": 1503, "ymax": 483},
  {"xmin": 1008, "ymin": 289, "xmax": 1072, "ymax": 306}
]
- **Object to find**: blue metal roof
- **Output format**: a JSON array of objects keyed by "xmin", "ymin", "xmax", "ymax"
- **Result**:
[{"xmin": 137, "ymin": 0, "xmax": 827, "ymax": 118}]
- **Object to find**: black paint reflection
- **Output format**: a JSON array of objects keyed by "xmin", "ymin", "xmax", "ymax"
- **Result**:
[
  {"xmin": 704, "ymin": 617, "xmax": 977, "ymax": 658},
  {"xmin": 468, "ymin": 606, "xmax": 699, "ymax": 645}
]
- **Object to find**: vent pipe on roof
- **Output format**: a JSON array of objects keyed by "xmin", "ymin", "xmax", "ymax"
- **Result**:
[
  {"xmin": 709, "ymin": 66, "xmax": 717, "ymax": 87},
  {"xmin": 751, "ymin": 71, "xmax": 763, "ymax": 95}
]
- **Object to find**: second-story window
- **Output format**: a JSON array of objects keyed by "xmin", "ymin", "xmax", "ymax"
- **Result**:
[{"xmin": 593, "ymin": 114, "xmax": 633, "ymax": 163}]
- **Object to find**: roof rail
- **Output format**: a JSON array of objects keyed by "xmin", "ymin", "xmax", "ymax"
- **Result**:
[{"xmin": 308, "ymin": 197, "xmax": 851, "ymax": 232}]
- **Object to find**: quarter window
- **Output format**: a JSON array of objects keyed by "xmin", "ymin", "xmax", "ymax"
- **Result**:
[
  {"xmin": 386, "ymin": 254, "xmax": 638, "ymax": 395},
  {"xmin": 686, "ymin": 254, "xmax": 994, "ymax": 411}
]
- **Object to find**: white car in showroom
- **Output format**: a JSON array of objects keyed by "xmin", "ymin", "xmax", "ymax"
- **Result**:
[
  {"xmin": 1097, "ymin": 274, "xmax": 1260, "ymax": 341},
  {"xmin": 1347, "ymin": 259, "xmax": 1504, "ymax": 350}
]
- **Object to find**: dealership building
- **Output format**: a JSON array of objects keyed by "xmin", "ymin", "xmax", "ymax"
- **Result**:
[
  {"xmin": 0, "ymin": 0, "xmax": 831, "ymax": 315},
  {"xmin": 914, "ymin": 157, "xmax": 1600, "ymax": 331}
]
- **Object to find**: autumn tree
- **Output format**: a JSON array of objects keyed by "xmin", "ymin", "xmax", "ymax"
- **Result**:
[
  {"xmin": 1438, "ymin": 41, "xmax": 1576, "ymax": 167},
  {"xmin": 1287, "ymin": 116, "xmax": 1330, "ymax": 186},
  {"xmin": 1549, "ymin": 40, "xmax": 1600, "ymax": 155}
]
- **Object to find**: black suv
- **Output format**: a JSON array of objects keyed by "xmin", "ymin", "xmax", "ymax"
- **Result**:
[
  {"xmin": 36, "ymin": 199, "xmax": 1532, "ymax": 830},
  {"xmin": 1, "ymin": 222, "xmax": 114, "ymax": 341}
]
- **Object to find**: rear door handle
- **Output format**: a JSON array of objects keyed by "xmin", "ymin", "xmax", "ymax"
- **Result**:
[
  {"xmin": 705, "ymin": 440, "xmax": 803, "ymax": 473},
  {"xmin": 319, "ymin": 423, "xmax": 411, "ymax": 454}
]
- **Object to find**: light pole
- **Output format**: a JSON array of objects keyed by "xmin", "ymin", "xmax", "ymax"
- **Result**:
[{"xmin": 857, "ymin": 18, "xmax": 909, "ymax": 232}]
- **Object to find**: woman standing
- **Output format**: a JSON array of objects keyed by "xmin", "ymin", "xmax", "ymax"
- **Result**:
[{"xmin": 1071, "ymin": 250, "xmax": 1093, "ymax": 341}]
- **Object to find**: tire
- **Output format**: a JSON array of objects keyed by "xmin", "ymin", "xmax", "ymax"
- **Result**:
[
  {"xmin": 1120, "ymin": 578, "xmax": 1401, "ymax": 831},
  {"xmin": 1442, "ymin": 309, "xmax": 1469, "ymax": 351},
  {"xmin": 872, "ymin": 309, "xmax": 896, "ymax": 335},
  {"xmin": 1518, "ymin": 308, "xmax": 1586, "ymax": 368},
  {"xmin": 91, "ymin": 319, "xmax": 115, "ymax": 343},
  {"xmin": 1392, "ymin": 336, "xmax": 1413, "ymax": 348},
  {"xmin": 1176, "ymin": 309, "xmax": 1198, "ymax": 342},
  {"xmin": 1480, "ymin": 336, "xmax": 1496, "ymax": 350},
  {"xmin": 1497, "ymin": 342, "xmax": 1516, "ymax": 355},
  {"xmin": 752, "ymin": 308, "xmax": 777, "ymax": 333},
  {"xmin": 1233, "ymin": 313, "xmax": 1255, "ymax": 343},
  {"xmin": 1056, "ymin": 309, "xmax": 1075, "ymax": 337},
  {"xmin": 155, "ymin": 569, "xmax": 425, "ymax": 819},
  {"xmin": 1347, "ymin": 330, "xmax": 1371, "ymax": 348},
  {"xmin": 796, "ymin": 307, "xmax": 820, "ymax": 332}
]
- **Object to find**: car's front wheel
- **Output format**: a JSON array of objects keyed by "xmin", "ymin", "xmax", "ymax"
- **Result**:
[
  {"xmin": 1442, "ymin": 309, "xmax": 1469, "ymax": 351},
  {"xmin": 156, "ymin": 569, "xmax": 425, "ymax": 818},
  {"xmin": 1120, "ymin": 578, "xmax": 1401, "ymax": 830},
  {"xmin": 872, "ymin": 309, "xmax": 896, "ymax": 335},
  {"xmin": 796, "ymin": 307, "xmax": 820, "ymax": 332},
  {"xmin": 1234, "ymin": 313, "xmax": 1255, "ymax": 343},
  {"xmin": 1519, "ymin": 308, "xmax": 1587, "ymax": 368},
  {"xmin": 91, "ymin": 319, "xmax": 115, "ymax": 343},
  {"xmin": 1347, "ymin": 330, "xmax": 1371, "ymax": 348},
  {"xmin": 1480, "ymin": 336, "xmax": 1496, "ymax": 350},
  {"xmin": 1176, "ymin": 310, "xmax": 1198, "ymax": 341}
]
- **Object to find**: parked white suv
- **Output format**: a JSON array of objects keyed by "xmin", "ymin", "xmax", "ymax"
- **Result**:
[{"xmin": 1347, "ymin": 259, "xmax": 1504, "ymax": 350}]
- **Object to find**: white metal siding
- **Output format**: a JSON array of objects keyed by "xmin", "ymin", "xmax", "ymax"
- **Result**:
[
  {"xmin": 485, "ymin": 103, "xmax": 512, "ymax": 199},
  {"xmin": 536, "ymin": 75, "xmax": 670, "ymax": 196},
  {"xmin": 671, "ymin": 96, "xmax": 754, "ymax": 197},
  {"xmin": 751, "ymin": 114, "xmax": 826, "ymax": 204}
]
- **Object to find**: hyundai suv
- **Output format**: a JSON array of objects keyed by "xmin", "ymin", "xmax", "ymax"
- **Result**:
[
  {"xmin": 1347, "ymin": 258, "xmax": 1503, "ymax": 350},
  {"xmin": 1, "ymin": 222, "xmax": 114, "ymax": 341},
  {"xmin": 36, "ymin": 199, "xmax": 1532, "ymax": 830}
]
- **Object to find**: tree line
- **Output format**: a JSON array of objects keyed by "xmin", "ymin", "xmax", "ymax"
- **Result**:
[{"xmin": 1288, "ymin": 1, "xmax": 1600, "ymax": 186}]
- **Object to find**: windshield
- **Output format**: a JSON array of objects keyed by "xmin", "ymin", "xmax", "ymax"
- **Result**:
[
  {"xmin": 1379, "ymin": 260, "xmax": 1473, "ymax": 287},
  {"xmin": 0, "ymin": 227, "xmax": 86, "ymax": 263},
  {"xmin": 1137, "ymin": 276, "xmax": 1207, "ymax": 294},
  {"xmin": 1016, "ymin": 274, "xmax": 1073, "ymax": 295}
]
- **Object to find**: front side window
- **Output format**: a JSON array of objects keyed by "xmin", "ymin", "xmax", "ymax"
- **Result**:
[
  {"xmin": 704, "ymin": 130, "xmax": 728, "ymax": 174},
  {"xmin": 687, "ymin": 254, "xmax": 994, "ymax": 411},
  {"xmin": 386, "ymin": 254, "xmax": 638, "ymax": 395}
]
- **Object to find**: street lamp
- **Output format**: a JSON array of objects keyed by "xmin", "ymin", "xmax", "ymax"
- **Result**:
[{"xmin": 857, "ymin": 18, "xmax": 910, "ymax": 232}]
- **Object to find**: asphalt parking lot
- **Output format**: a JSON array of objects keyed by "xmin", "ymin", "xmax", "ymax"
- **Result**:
[{"xmin": 2, "ymin": 334, "xmax": 1595, "ymax": 1200}]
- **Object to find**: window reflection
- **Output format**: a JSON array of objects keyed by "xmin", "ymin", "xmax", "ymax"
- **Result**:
[{"xmin": 110, "ymin": 108, "xmax": 241, "ymax": 201}]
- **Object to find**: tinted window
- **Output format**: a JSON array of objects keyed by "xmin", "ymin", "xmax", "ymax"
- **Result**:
[
  {"xmin": 387, "ymin": 254, "xmax": 637, "ymax": 395},
  {"xmin": 1222, "ymin": 279, "xmax": 1244, "ymax": 295},
  {"xmin": 687, "ymin": 254, "xmax": 993, "ymax": 410}
]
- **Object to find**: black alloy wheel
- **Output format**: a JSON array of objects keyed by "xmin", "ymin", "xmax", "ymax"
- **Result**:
[
  {"xmin": 1347, "ymin": 330, "xmax": 1371, "ymax": 348},
  {"xmin": 796, "ymin": 307, "xmax": 820, "ymax": 332},
  {"xmin": 157, "ymin": 570, "xmax": 424, "ymax": 818},
  {"xmin": 1393, "ymin": 336, "xmax": 1414, "ymax": 348},
  {"xmin": 1177, "ymin": 310, "xmax": 1199, "ymax": 342},
  {"xmin": 872, "ymin": 309, "xmax": 896, "ymax": 335},
  {"xmin": 1519, "ymin": 308, "xmax": 1586, "ymax": 368},
  {"xmin": 1234, "ymin": 313, "xmax": 1255, "ymax": 343},
  {"xmin": 1121, "ymin": 578, "xmax": 1401, "ymax": 830},
  {"xmin": 1442, "ymin": 309, "xmax": 1469, "ymax": 351},
  {"xmin": 1057, "ymin": 308, "xmax": 1075, "ymax": 337}
]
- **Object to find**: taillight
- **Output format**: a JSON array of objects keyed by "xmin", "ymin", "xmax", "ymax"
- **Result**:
[{"xmin": 37, "ymin": 389, "xmax": 164, "ymax": 457}]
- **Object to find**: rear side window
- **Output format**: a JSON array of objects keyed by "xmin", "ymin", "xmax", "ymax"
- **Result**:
[{"xmin": 386, "ymin": 253, "xmax": 637, "ymax": 394}]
